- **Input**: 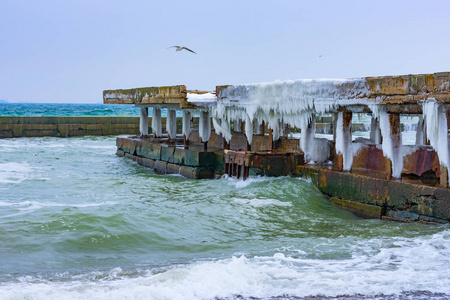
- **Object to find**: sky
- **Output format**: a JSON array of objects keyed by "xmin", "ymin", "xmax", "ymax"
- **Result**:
[{"xmin": 0, "ymin": 0, "xmax": 449, "ymax": 103}]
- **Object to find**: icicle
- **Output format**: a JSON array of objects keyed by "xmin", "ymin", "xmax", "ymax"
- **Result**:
[
  {"xmin": 423, "ymin": 100, "xmax": 450, "ymax": 185},
  {"xmin": 152, "ymin": 107, "xmax": 162, "ymax": 137},
  {"xmin": 234, "ymin": 119, "xmax": 242, "ymax": 132},
  {"xmin": 166, "ymin": 109, "xmax": 177, "ymax": 139},
  {"xmin": 182, "ymin": 110, "xmax": 192, "ymax": 139},
  {"xmin": 272, "ymin": 119, "xmax": 282, "ymax": 141},
  {"xmin": 199, "ymin": 111, "xmax": 211, "ymax": 142},
  {"xmin": 415, "ymin": 115, "xmax": 425, "ymax": 145},
  {"xmin": 370, "ymin": 116, "xmax": 381, "ymax": 144},
  {"xmin": 379, "ymin": 111, "xmax": 403, "ymax": 178},
  {"xmin": 300, "ymin": 116, "xmax": 315, "ymax": 162},
  {"xmin": 212, "ymin": 117, "xmax": 232, "ymax": 142},
  {"xmin": 139, "ymin": 107, "xmax": 148, "ymax": 136},
  {"xmin": 335, "ymin": 111, "xmax": 353, "ymax": 171},
  {"xmin": 245, "ymin": 116, "xmax": 254, "ymax": 145},
  {"xmin": 253, "ymin": 120, "xmax": 261, "ymax": 135}
]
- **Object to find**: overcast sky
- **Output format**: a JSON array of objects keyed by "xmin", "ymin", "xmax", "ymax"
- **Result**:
[{"xmin": 1, "ymin": 0, "xmax": 449, "ymax": 103}]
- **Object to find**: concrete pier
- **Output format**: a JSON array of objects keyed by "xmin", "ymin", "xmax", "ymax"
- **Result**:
[{"xmin": 104, "ymin": 72, "xmax": 450, "ymax": 222}]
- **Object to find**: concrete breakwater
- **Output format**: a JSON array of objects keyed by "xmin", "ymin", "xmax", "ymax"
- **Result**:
[
  {"xmin": 0, "ymin": 116, "xmax": 198, "ymax": 138},
  {"xmin": 0, "ymin": 117, "xmax": 139, "ymax": 138}
]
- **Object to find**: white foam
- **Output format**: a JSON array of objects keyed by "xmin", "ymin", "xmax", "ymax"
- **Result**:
[
  {"xmin": 0, "ymin": 162, "xmax": 34, "ymax": 184},
  {"xmin": 84, "ymin": 145, "xmax": 117, "ymax": 150},
  {"xmin": 1, "ymin": 200, "xmax": 118, "ymax": 218},
  {"xmin": 0, "ymin": 200, "xmax": 118, "ymax": 211},
  {"xmin": 223, "ymin": 175, "xmax": 279, "ymax": 189},
  {"xmin": 233, "ymin": 197, "xmax": 293, "ymax": 207},
  {"xmin": 2, "ymin": 230, "xmax": 450, "ymax": 299}
]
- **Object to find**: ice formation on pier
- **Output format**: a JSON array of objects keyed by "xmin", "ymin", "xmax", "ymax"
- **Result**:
[
  {"xmin": 423, "ymin": 99, "xmax": 450, "ymax": 184},
  {"xmin": 187, "ymin": 93, "xmax": 217, "ymax": 106},
  {"xmin": 378, "ymin": 110, "xmax": 403, "ymax": 178},
  {"xmin": 199, "ymin": 111, "xmax": 211, "ymax": 143},
  {"xmin": 335, "ymin": 112, "xmax": 354, "ymax": 171},
  {"xmin": 215, "ymin": 78, "xmax": 373, "ymax": 144}
]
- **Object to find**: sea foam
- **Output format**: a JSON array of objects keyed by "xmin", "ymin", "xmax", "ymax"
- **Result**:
[{"xmin": 0, "ymin": 230, "xmax": 449, "ymax": 300}]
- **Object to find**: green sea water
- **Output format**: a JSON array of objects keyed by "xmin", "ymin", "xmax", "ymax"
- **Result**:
[
  {"xmin": 0, "ymin": 104, "xmax": 449, "ymax": 299},
  {"xmin": 1, "ymin": 136, "xmax": 449, "ymax": 299}
]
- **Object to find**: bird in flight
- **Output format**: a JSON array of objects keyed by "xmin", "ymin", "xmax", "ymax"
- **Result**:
[{"xmin": 169, "ymin": 46, "xmax": 197, "ymax": 54}]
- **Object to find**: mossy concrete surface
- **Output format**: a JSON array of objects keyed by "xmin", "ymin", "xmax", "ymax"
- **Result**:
[
  {"xmin": 331, "ymin": 197, "xmax": 385, "ymax": 219},
  {"xmin": 296, "ymin": 165, "xmax": 450, "ymax": 222},
  {"xmin": 116, "ymin": 137, "xmax": 222, "ymax": 179}
]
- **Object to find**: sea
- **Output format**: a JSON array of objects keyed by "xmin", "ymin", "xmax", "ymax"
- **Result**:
[{"xmin": 1, "ymin": 103, "xmax": 450, "ymax": 300}]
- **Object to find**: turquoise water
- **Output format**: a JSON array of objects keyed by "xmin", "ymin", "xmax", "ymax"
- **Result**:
[
  {"xmin": 0, "ymin": 103, "xmax": 140, "ymax": 117},
  {"xmin": 0, "ymin": 105, "xmax": 450, "ymax": 299},
  {"xmin": 0, "ymin": 103, "xmax": 183, "ymax": 117}
]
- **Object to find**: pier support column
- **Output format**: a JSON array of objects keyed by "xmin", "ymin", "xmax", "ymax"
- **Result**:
[
  {"xmin": 254, "ymin": 121, "xmax": 261, "ymax": 135},
  {"xmin": 152, "ymin": 108, "xmax": 162, "ymax": 138},
  {"xmin": 139, "ymin": 107, "xmax": 148, "ymax": 136},
  {"xmin": 234, "ymin": 119, "xmax": 242, "ymax": 132},
  {"xmin": 423, "ymin": 102, "xmax": 450, "ymax": 187},
  {"xmin": 283, "ymin": 123, "xmax": 289, "ymax": 138},
  {"xmin": 370, "ymin": 116, "xmax": 381, "ymax": 144},
  {"xmin": 199, "ymin": 111, "xmax": 211, "ymax": 150},
  {"xmin": 166, "ymin": 109, "xmax": 177, "ymax": 140},
  {"xmin": 335, "ymin": 111, "xmax": 353, "ymax": 172},
  {"xmin": 243, "ymin": 166, "xmax": 249, "ymax": 180},
  {"xmin": 259, "ymin": 121, "xmax": 265, "ymax": 135},
  {"xmin": 380, "ymin": 113, "xmax": 402, "ymax": 180},
  {"xmin": 268, "ymin": 129, "xmax": 273, "ymax": 151},
  {"xmin": 245, "ymin": 117, "xmax": 253, "ymax": 151},
  {"xmin": 439, "ymin": 110, "xmax": 450, "ymax": 188},
  {"xmin": 415, "ymin": 115, "xmax": 426, "ymax": 146},
  {"xmin": 182, "ymin": 111, "xmax": 192, "ymax": 145},
  {"xmin": 300, "ymin": 115, "xmax": 315, "ymax": 162}
]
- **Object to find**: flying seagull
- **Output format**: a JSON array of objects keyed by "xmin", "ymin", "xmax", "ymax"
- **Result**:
[{"xmin": 169, "ymin": 46, "xmax": 197, "ymax": 54}]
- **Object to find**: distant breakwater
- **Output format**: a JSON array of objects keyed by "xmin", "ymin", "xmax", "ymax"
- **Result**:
[{"xmin": 0, "ymin": 117, "xmax": 140, "ymax": 138}]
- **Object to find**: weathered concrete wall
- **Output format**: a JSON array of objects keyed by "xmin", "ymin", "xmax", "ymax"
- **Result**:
[
  {"xmin": 116, "ymin": 137, "xmax": 224, "ymax": 179},
  {"xmin": 296, "ymin": 165, "xmax": 450, "ymax": 223},
  {"xmin": 0, "ymin": 117, "xmax": 141, "ymax": 138},
  {"xmin": 103, "ymin": 85, "xmax": 198, "ymax": 109}
]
